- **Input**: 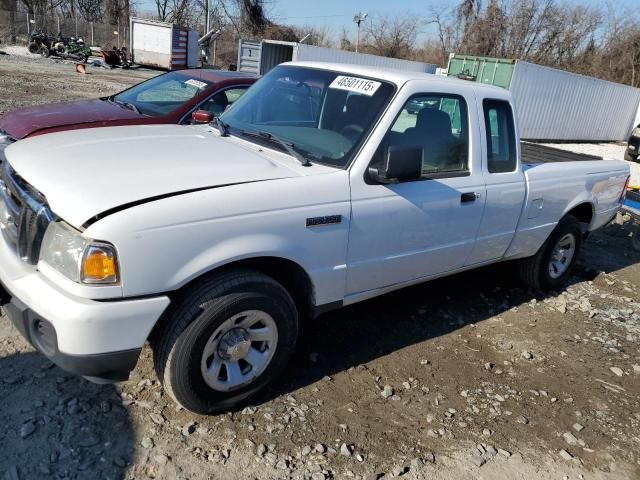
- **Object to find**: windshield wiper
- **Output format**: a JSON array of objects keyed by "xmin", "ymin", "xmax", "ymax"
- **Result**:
[
  {"xmin": 240, "ymin": 129, "xmax": 311, "ymax": 167},
  {"xmin": 119, "ymin": 101, "xmax": 141, "ymax": 114},
  {"xmin": 109, "ymin": 96, "xmax": 140, "ymax": 114},
  {"xmin": 214, "ymin": 116, "xmax": 229, "ymax": 137}
]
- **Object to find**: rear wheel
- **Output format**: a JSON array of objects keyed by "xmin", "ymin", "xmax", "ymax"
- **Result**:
[
  {"xmin": 519, "ymin": 215, "xmax": 583, "ymax": 290},
  {"xmin": 632, "ymin": 225, "xmax": 640, "ymax": 253},
  {"xmin": 152, "ymin": 270, "xmax": 298, "ymax": 414},
  {"xmin": 624, "ymin": 150, "xmax": 638, "ymax": 162}
]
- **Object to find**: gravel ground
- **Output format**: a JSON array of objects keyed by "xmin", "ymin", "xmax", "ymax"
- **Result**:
[{"xmin": 1, "ymin": 54, "xmax": 640, "ymax": 480}]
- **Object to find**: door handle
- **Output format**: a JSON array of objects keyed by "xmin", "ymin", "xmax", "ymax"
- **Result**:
[{"xmin": 461, "ymin": 192, "xmax": 478, "ymax": 203}]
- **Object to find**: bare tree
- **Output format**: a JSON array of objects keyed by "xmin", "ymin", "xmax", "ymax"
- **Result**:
[
  {"xmin": 362, "ymin": 15, "xmax": 419, "ymax": 58},
  {"xmin": 76, "ymin": 0, "xmax": 103, "ymax": 22}
]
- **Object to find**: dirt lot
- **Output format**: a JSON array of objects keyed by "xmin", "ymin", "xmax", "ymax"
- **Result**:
[{"xmin": 1, "ymin": 54, "xmax": 639, "ymax": 480}]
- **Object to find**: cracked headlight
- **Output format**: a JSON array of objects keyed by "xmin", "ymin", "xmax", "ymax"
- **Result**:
[{"xmin": 40, "ymin": 221, "xmax": 120, "ymax": 285}]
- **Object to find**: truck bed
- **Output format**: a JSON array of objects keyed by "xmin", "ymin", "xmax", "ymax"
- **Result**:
[{"xmin": 521, "ymin": 142, "xmax": 601, "ymax": 164}]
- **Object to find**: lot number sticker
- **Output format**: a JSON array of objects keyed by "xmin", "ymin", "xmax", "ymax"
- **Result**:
[
  {"xmin": 185, "ymin": 79, "xmax": 208, "ymax": 89},
  {"xmin": 329, "ymin": 76, "xmax": 381, "ymax": 96}
]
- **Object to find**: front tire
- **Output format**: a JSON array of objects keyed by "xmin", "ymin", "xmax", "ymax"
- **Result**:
[
  {"xmin": 152, "ymin": 270, "xmax": 298, "ymax": 414},
  {"xmin": 518, "ymin": 215, "xmax": 583, "ymax": 290}
]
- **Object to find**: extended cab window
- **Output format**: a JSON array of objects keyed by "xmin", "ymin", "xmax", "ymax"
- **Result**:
[
  {"xmin": 372, "ymin": 94, "xmax": 469, "ymax": 178},
  {"xmin": 483, "ymin": 99, "xmax": 516, "ymax": 173}
]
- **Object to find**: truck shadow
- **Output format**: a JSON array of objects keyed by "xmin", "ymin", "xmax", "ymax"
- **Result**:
[
  {"xmin": 0, "ymin": 350, "xmax": 134, "ymax": 480},
  {"xmin": 259, "ymin": 226, "xmax": 640, "ymax": 404}
]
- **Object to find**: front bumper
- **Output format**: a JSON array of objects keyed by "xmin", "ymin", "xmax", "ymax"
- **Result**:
[
  {"xmin": 2, "ymin": 289, "xmax": 141, "ymax": 381},
  {"xmin": 0, "ymin": 232, "xmax": 170, "ymax": 381}
]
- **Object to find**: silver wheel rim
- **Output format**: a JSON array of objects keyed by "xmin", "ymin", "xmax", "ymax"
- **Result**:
[
  {"xmin": 548, "ymin": 233, "xmax": 576, "ymax": 279},
  {"xmin": 200, "ymin": 310, "xmax": 278, "ymax": 392}
]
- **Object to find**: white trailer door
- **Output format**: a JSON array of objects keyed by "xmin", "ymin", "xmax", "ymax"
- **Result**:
[{"xmin": 347, "ymin": 89, "xmax": 486, "ymax": 296}]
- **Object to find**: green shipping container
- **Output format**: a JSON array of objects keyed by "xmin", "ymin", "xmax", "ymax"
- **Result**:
[{"xmin": 446, "ymin": 54, "xmax": 516, "ymax": 89}]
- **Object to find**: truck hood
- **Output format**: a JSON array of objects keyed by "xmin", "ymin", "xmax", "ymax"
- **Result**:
[
  {"xmin": 5, "ymin": 125, "xmax": 302, "ymax": 228},
  {"xmin": 0, "ymin": 99, "xmax": 143, "ymax": 139}
]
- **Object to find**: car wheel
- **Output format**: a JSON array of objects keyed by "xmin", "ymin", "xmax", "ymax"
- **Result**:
[
  {"xmin": 152, "ymin": 270, "xmax": 298, "ymax": 414},
  {"xmin": 632, "ymin": 226, "xmax": 640, "ymax": 253},
  {"xmin": 624, "ymin": 150, "xmax": 639, "ymax": 163},
  {"xmin": 518, "ymin": 215, "xmax": 583, "ymax": 290}
]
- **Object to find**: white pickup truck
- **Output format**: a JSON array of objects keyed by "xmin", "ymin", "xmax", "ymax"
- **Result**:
[{"xmin": 0, "ymin": 62, "xmax": 630, "ymax": 414}]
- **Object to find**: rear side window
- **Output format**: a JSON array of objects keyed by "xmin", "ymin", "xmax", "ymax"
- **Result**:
[{"xmin": 483, "ymin": 99, "xmax": 516, "ymax": 173}]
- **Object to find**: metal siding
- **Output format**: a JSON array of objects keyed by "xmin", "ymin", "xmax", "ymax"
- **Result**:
[
  {"xmin": 259, "ymin": 42, "xmax": 295, "ymax": 74},
  {"xmin": 447, "ymin": 55, "xmax": 515, "ymax": 88},
  {"xmin": 295, "ymin": 44, "xmax": 436, "ymax": 74},
  {"xmin": 170, "ymin": 27, "xmax": 188, "ymax": 69},
  {"xmin": 187, "ymin": 30, "xmax": 199, "ymax": 68},
  {"xmin": 511, "ymin": 61, "xmax": 640, "ymax": 141},
  {"xmin": 237, "ymin": 40, "xmax": 261, "ymax": 74}
]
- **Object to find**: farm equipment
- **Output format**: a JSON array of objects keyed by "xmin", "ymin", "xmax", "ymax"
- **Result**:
[
  {"xmin": 27, "ymin": 30, "xmax": 53, "ymax": 57},
  {"xmin": 100, "ymin": 46, "xmax": 132, "ymax": 68},
  {"xmin": 51, "ymin": 35, "xmax": 91, "ymax": 62}
]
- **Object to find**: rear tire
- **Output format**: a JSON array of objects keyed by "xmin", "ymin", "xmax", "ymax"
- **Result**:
[
  {"xmin": 624, "ymin": 150, "xmax": 637, "ymax": 162},
  {"xmin": 152, "ymin": 270, "xmax": 298, "ymax": 414},
  {"xmin": 518, "ymin": 215, "xmax": 583, "ymax": 290}
]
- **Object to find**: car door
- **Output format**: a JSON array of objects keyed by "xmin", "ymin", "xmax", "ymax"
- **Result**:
[
  {"xmin": 346, "ymin": 89, "xmax": 486, "ymax": 296},
  {"xmin": 465, "ymin": 97, "xmax": 525, "ymax": 265}
]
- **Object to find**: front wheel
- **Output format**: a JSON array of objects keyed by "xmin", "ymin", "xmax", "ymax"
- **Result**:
[
  {"xmin": 518, "ymin": 215, "xmax": 583, "ymax": 290},
  {"xmin": 152, "ymin": 270, "xmax": 298, "ymax": 414},
  {"xmin": 40, "ymin": 46, "xmax": 50, "ymax": 57}
]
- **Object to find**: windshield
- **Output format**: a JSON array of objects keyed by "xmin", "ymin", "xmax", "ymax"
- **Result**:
[
  {"xmin": 220, "ymin": 65, "xmax": 395, "ymax": 168},
  {"xmin": 113, "ymin": 71, "xmax": 210, "ymax": 117}
]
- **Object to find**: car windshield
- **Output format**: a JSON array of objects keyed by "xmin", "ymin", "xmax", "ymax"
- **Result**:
[
  {"xmin": 113, "ymin": 71, "xmax": 211, "ymax": 117},
  {"xmin": 220, "ymin": 65, "xmax": 395, "ymax": 168}
]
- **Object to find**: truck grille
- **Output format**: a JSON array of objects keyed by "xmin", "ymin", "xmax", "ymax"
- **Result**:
[{"xmin": 0, "ymin": 162, "xmax": 53, "ymax": 264}]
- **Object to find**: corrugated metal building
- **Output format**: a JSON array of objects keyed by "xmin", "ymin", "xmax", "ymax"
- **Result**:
[
  {"xmin": 448, "ymin": 54, "xmax": 640, "ymax": 142},
  {"xmin": 238, "ymin": 39, "xmax": 437, "ymax": 76}
]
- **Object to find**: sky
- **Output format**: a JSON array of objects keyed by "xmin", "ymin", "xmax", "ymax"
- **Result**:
[{"xmin": 264, "ymin": 0, "xmax": 637, "ymax": 43}]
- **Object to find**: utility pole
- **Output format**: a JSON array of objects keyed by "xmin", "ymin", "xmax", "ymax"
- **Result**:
[{"xmin": 353, "ymin": 12, "xmax": 367, "ymax": 53}]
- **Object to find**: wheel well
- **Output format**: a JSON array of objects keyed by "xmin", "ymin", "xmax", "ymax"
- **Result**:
[
  {"xmin": 175, "ymin": 257, "xmax": 316, "ymax": 321},
  {"xmin": 566, "ymin": 203, "xmax": 593, "ymax": 226}
]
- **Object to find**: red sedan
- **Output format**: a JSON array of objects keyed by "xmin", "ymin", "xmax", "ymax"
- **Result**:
[{"xmin": 0, "ymin": 69, "xmax": 256, "ymax": 143}]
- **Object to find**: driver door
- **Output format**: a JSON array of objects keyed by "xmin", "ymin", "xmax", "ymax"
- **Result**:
[{"xmin": 346, "ymin": 90, "xmax": 486, "ymax": 296}]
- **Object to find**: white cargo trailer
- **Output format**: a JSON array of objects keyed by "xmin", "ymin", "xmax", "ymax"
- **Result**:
[
  {"xmin": 447, "ymin": 54, "xmax": 640, "ymax": 142},
  {"xmin": 238, "ymin": 39, "xmax": 437, "ymax": 76},
  {"xmin": 130, "ymin": 18, "xmax": 199, "ymax": 70}
]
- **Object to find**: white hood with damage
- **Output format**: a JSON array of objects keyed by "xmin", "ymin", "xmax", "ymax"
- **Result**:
[{"xmin": 4, "ymin": 124, "xmax": 304, "ymax": 228}]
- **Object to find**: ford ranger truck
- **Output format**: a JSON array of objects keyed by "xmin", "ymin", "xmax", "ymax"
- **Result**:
[{"xmin": 0, "ymin": 62, "xmax": 630, "ymax": 414}]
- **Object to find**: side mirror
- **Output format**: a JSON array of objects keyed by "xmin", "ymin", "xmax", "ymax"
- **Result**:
[
  {"xmin": 368, "ymin": 145, "xmax": 422, "ymax": 184},
  {"xmin": 191, "ymin": 110, "xmax": 214, "ymax": 124}
]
